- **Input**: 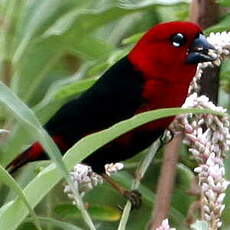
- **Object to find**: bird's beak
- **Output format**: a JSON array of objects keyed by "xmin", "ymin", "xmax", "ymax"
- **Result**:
[{"xmin": 187, "ymin": 33, "xmax": 216, "ymax": 64}]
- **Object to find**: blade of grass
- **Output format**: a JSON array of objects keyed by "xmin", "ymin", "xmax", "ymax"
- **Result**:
[
  {"xmin": 0, "ymin": 107, "xmax": 224, "ymax": 230},
  {"xmin": 117, "ymin": 138, "xmax": 161, "ymax": 230},
  {"xmin": 26, "ymin": 216, "xmax": 83, "ymax": 230},
  {"xmin": 0, "ymin": 80, "xmax": 226, "ymax": 229},
  {"xmin": 113, "ymin": 172, "xmax": 187, "ymax": 230},
  {"xmin": 0, "ymin": 165, "xmax": 42, "ymax": 230},
  {"xmin": 2, "ymin": 75, "xmax": 96, "ymax": 166},
  {"xmin": 0, "ymin": 82, "xmax": 96, "ymax": 230}
]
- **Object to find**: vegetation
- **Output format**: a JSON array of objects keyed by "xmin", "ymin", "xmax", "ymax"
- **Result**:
[{"xmin": 0, "ymin": 0, "xmax": 229, "ymax": 229}]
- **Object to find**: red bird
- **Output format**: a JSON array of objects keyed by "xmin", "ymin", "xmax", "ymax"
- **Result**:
[{"xmin": 7, "ymin": 21, "xmax": 215, "ymax": 180}]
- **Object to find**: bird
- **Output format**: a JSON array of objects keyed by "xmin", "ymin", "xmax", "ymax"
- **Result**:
[{"xmin": 7, "ymin": 21, "xmax": 215, "ymax": 206}]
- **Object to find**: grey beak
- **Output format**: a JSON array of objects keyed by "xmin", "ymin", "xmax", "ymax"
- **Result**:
[{"xmin": 187, "ymin": 33, "xmax": 216, "ymax": 64}]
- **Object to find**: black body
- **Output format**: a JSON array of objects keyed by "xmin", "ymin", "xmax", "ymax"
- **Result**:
[{"xmin": 45, "ymin": 56, "xmax": 162, "ymax": 173}]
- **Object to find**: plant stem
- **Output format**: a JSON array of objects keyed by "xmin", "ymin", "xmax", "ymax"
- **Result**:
[
  {"xmin": 68, "ymin": 182, "xmax": 96, "ymax": 230},
  {"xmin": 46, "ymin": 192, "xmax": 53, "ymax": 230},
  {"xmin": 117, "ymin": 138, "xmax": 161, "ymax": 230},
  {"xmin": 148, "ymin": 134, "xmax": 182, "ymax": 229}
]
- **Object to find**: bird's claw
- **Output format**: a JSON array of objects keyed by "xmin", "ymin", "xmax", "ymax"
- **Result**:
[{"xmin": 123, "ymin": 189, "xmax": 142, "ymax": 209}]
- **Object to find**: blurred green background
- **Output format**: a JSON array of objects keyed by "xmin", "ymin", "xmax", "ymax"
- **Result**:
[{"xmin": 0, "ymin": 0, "xmax": 229, "ymax": 229}]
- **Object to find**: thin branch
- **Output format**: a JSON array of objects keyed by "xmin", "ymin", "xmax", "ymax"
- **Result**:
[
  {"xmin": 147, "ymin": 1, "xmax": 221, "ymax": 229},
  {"xmin": 148, "ymin": 134, "xmax": 183, "ymax": 229},
  {"xmin": 117, "ymin": 138, "xmax": 162, "ymax": 230},
  {"xmin": 189, "ymin": 0, "xmax": 219, "ymax": 29},
  {"xmin": 189, "ymin": 0, "xmax": 220, "ymax": 105}
]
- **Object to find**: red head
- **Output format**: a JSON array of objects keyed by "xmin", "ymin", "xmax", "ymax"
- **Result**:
[{"xmin": 129, "ymin": 21, "xmax": 215, "ymax": 84}]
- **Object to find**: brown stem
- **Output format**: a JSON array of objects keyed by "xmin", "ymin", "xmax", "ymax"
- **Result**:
[
  {"xmin": 148, "ymin": 134, "xmax": 183, "ymax": 229},
  {"xmin": 189, "ymin": 0, "xmax": 219, "ymax": 29},
  {"xmin": 190, "ymin": 0, "xmax": 220, "ymax": 225},
  {"xmin": 189, "ymin": 0, "xmax": 220, "ymax": 105},
  {"xmin": 148, "ymin": 2, "xmax": 220, "ymax": 228},
  {"xmin": 185, "ymin": 200, "xmax": 201, "ymax": 226},
  {"xmin": 1, "ymin": 60, "xmax": 12, "ymax": 86},
  {"xmin": 102, "ymin": 173, "xmax": 127, "ymax": 195}
]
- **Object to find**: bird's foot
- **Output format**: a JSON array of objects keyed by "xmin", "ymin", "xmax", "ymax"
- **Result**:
[{"xmin": 123, "ymin": 189, "xmax": 142, "ymax": 209}]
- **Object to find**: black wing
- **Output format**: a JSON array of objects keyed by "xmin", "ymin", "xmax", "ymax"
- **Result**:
[{"xmin": 45, "ymin": 56, "xmax": 144, "ymax": 145}]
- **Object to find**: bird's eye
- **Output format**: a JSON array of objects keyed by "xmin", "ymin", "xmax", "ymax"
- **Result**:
[{"xmin": 171, "ymin": 33, "xmax": 186, "ymax": 47}]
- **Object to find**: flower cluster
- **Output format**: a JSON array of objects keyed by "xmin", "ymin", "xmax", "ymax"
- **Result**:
[
  {"xmin": 64, "ymin": 162, "xmax": 124, "ymax": 202},
  {"xmin": 63, "ymin": 31, "xmax": 230, "ymax": 229},
  {"xmin": 64, "ymin": 164, "xmax": 103, "ymax": 200},
  {"xmin": 104, "ymin": 162, "xmax": 124, "ymax": 176},
  {"xmin": 189, "ymin": 31, "xmax": 230, "ymax": 94},
  {"xmin": 171, "ymin": 31, "xmax": 230, "ymax": 229},
  {"xmin": 179, "ymin": 94, "xmax": 230, "ymax": 229},
  {"xmin": 207, "ymin": 31, "xmax": 230, "ymax": 66},
  {"xmin": 194, "ymin": 153, "xmax": 229, "ymax": 228},
  {"xmin": 156, "ymin": 219, "xmax": 176, "ymax": 230}
]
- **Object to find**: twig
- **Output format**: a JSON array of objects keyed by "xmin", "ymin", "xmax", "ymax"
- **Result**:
[
  {"xmin": 186, "ymin": 200, "xmax": 201, "ymax": 226},
  {"xmin": 148, "ymin": 134, "xmax": 183, "ymax": 230},
  {"xmin": 189, "ymin": 0, "xmax": 220, "ymax": 105},
  {"xmin": 117, "ymin": 138, "xmax": 162, "ymax": 230},
  {"xmin": 70, "ymin": 184, "xmax": 96, "ymax": 230},
  {"xmin": 189, "ymin": 0, "xmax": 219, "ymax": 29}
]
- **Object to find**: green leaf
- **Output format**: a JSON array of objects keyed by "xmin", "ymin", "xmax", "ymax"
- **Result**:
[
  {"xmin": 176, "ymin": 163, "xmax": 194, "ymax": 190},
  {"xmin": 205, "ymin": 14, "xmax": 230, "ymax": 33},
  {"xmin": 1, "ymin": 106, "xmax": 226, "ymax": 230},
  {"xmin": 55, "ymin": 204, "xmax": 121, "ymax": 222},
  {"xmin": 220, "ymin": 59, "xmax": 230, "ymax": 80},
  {"xmin": 191, "ymin": 220, "xmax": 208, "ymax": 230},
  {"xmin": 218, "ymin": 0, "xmax": 230, "ymax": 6},
  {"xmin": 121, "ymin": 32, "xmax": 144, "ymax": 45},
  {"xmin": 0, "ymin": 81, "xmax": 72, "ymax": 185},
  {"xmin": 26, "ymin": 216, "xmax": 83, "ymax": 230},
  {"xmin": 118, "ymin": 0, "xmax": 190, "ymax": 9},
  {"xmin": 2, "ymin": 76, "xmax": 96, "ymax": 166},
  {"xmin": 41, "ymin": 77, "xmax": 97, "ymax": 103},
  {"xmin": 113, "ymin": 172, "xmax": 187, "ymax": 230},
  {"xmin": 0, "ymin": 82, "xmax": 92, "ymax": 229},
  {"xmin": 0, "ymin": 81, "xmax": 226, "ymax": 229},
  {"xmin": 0, "ymin": 0, "xmax": 25, "ymax": 61},
  {"xmin": 0, "ymin": 165, "xmax": 42, "ymax": 230},
  {"xmin": 13, "ymin": 0, "xmax": 85, "ymax": 62},
  {"xmin": 33, "ymin": 73, "xmax": 97, "ymax": 123},
  {"xmin": 11, "ymin": 0, "xmax": 181, "ymax": 105},
  {"xmin": 12, "ymin": 37, "xmax": 65, "ymax": 103},
  {"xmin": 11, "ymin": 1, "xmax": 115, "ymax": 103}
]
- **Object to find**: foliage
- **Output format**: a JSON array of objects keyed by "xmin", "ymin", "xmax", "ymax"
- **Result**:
[{"xmin": 0, "ymin": 0, "xmax": 229, "ymax": 230}]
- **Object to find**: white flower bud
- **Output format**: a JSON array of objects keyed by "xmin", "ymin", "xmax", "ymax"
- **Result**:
[
  {"xmin": 220, "ymin": 204, "xmax": 225, "ymax": 214},
  {"xmin": 217, "ymin": 221, "xmax": 222, "ymax": 228},
  {"xmin": 202, "ymin": 183, "xmax": 209, "ymax": 192},
  {"xmin": 207, "ymin": 176, "xmax": 215, "ymax": 187},
  {"xmin": 194, "ymin": 167, "xmax": 202, "ymax": 173},
  {"xmin": 216, "ymin": 193, "xmax": 226, "ymax": 204},
  {"xmin": 204, "ymin": 213, "xmax": 211, "ymax": 221},
  {"xmin": 205, "ymin": 190, "xmax": 217, "ymax": 202},
  {"xmin": 203, "ymin": 205, "xmax": 211, "ymax": 214},
  {"xmin": 173, "ymin": 32, "xmax": 230, "ymax": 228}
]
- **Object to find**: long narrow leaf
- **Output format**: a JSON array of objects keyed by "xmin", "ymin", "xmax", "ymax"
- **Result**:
[
  {"xmin": 2, "ymin": 76, "xmax": 96, "ymax": 167},
  {"xmin": 0, "ymin": 103, "xmax": 225, "ymax": 229},
  {"xmin": 26, "ymin": 216, "xmax": 83, "ymax": 230},
  {"xmin": 0, "ymin": 83, "xmax": 68, "ymax": 179},
  {"xmin": 0, "ymin": 165, "xmax": 42, "ymax": 230},
  {"xmin": 0, "ymin": 82, "xmax": 95, "ymax": 229}
]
